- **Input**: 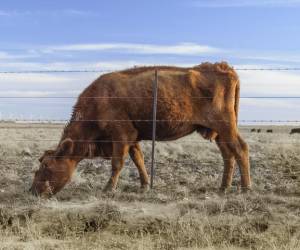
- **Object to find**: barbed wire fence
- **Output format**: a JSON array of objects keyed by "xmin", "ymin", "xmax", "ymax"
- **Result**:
[{"xmin": 1, "ymin": 66, "xmax": 300, "ymax": 187}]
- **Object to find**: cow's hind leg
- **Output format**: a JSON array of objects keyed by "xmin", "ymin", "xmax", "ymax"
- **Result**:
[
  {"xmin": 218, "ymin": 130, "xmax": 251, "ymax": 192},
  {"xmin": 129, "ymin": 143, "xmax": 150, "ymax": 191},
  {"xmin": 103, "ymin": 142, "xmax": 130, "ymax": 192},
  {"xmin": 216, "ymin": 136, "xmax": 236, "ymax": 193},
  {"xmin": 235, "ymin": 134, "xmax": 251, "ymax": 191}
]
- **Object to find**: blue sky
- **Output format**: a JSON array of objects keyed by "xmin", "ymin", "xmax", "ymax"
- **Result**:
[{"xmin": 0, "ymin": 0, "xmax": 300, "ymax": 122}]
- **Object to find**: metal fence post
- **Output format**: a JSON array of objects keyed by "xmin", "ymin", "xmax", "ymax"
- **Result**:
[{"xmin": 150, "ymin": 70, "xmax": 158, "ymax": 189}]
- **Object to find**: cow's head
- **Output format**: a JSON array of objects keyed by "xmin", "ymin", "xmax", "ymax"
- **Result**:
[{"xmin": 30, "ymin": 138, "xmax": 77, "ymax": 197}]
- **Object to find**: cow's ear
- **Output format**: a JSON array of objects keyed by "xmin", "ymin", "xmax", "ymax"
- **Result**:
[
  {"xmin": 56, "ymin": 138, "xmax": 74, "ymax": 157},
  {"xmin": 39, "ymin": 150, "xmax": 55, "ymax": 162}
]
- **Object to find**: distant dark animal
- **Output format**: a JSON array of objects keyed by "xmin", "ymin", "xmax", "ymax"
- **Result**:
[
  {"xmin": 257, "ymin": 129, "xmax": 261, "ymax": 133},
  {"xmin": 266, "ymin": 129, "xmax": 273, "ymax": 133},
  {"xmin": 30, "ymin": 62, "xmax": 250, "ymax": 197},
  {"xmin": 251, "ymin": 129, "xmax": 256, "ymax": 132},
  {"xmin": 290, "ymin": 128, "xmax": 300, "ymax": 134}
]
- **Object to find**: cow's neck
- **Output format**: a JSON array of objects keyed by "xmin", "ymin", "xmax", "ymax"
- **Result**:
[{"xmin": 60, "ymin": 121, "xmax": 98, "ymax": 160}]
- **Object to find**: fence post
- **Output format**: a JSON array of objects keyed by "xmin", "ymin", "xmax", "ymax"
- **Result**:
[{"xmin": 150, "ymin": 70, "xmax": 158, "ymax": 189}]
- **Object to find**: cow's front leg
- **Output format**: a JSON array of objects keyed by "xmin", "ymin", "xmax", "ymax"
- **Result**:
[{"xmin": 104, "ymin": 142, "xmax": 129, "ymax": 192}]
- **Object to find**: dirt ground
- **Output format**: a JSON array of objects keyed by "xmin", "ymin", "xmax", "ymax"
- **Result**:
[{"xmin": 0, "ymin": 122, "xmax": 299, "ymax": 250}]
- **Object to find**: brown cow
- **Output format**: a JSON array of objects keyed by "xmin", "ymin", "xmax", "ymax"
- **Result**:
[
  {"xmin": 290, "ymin": 128, "xmax": 300, "ymax": 134},
  {"xmin": 30, "ymin": 62, "xmax": 250, "ymax": 197}
]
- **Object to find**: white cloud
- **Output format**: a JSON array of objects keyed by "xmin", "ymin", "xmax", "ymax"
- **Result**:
[
  {"xmin": 192, "ymin": 0, "xmax": 300, "ymax": 8},
  {"xmin": 0, "ymin": 52, "xmax": 14, "ymax": 59},
  {"xmin": 0, "ymin": 51, "xmax": 39, "ymax": 60},
  {"xmin": 239, "ymin": 97, "xmax": 300, "ymax": 122},
  {"xmin": 0, "ymin": 9, "xmax": 93, "ymax": 18},
  {"xmin": 0, "ymin": 60, "xmax": 143, "ymax": 72},
  {"xmin": 0, "ymin": 73, "xmax": 98, "ymax": 95},
  {"xmin": 232, "ymin": 51, "xmax": 300, "ymax": 64},
  {"xmin": 45, "ymin": 43, "xmax": 221, "ymax": 55},
  {"xmin": 3, "ymin": 42, "xmax": 300, "ymax": 65},
  {"xmin": 0, "ymin": 10, "xmax": 11, "ymax": 16},
  {"xmin": 238, "ymin": 68, "xmax": 300, "ymax": 96},
  {"xmin": 0, "ymin": 73, "xmax": 77, "ymax": 86},
  {"xmin": 0, "ymin": 90, "xmax": 80, "ymax": 97},
  {"xmin": 0, "ymin": 10, "xmax": 33, "ymax": 17},
  {"xmin": 241, "ymin": 98, "xmax": 300, "ymax": 109},
  {"xmin": 61, "ymin": 9, "xmax": 93, "ymax": 16}
]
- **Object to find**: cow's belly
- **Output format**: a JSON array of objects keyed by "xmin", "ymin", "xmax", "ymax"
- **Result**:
[{"xmin": 135, "ymin": 121, "xmax": 196, "ymax": 141}]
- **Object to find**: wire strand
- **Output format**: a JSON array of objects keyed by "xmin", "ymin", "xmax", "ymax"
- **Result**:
[
  {"xmin": 4, "ymin": 154, "xmax": 300, "ymax": 164},
  {"xmin": 1, "ymin": 67, "xmax": 300, "ymax": 74},
  {"xmin": 1, "ymin": 119, "xmax": 300, "ymax": 123},
  {"xmin": 1, "ymin": 96, "xmax": 300, "ymax": 99}
]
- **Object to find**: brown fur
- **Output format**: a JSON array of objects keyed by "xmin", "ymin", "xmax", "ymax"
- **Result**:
[
  {"xmin": 290, "ymin": 128, "xmax": 300, "ymax": 134},
  {"xmin": 30, "ymin": 61, "xmax": 251, "ymax": 196}
]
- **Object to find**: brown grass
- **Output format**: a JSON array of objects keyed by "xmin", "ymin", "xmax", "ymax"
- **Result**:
[{"xmin": 0, "ymin": 123, "xmax": 299, "ymax": 250}]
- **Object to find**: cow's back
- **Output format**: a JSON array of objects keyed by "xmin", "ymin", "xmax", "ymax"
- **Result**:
[
  {"xmin": 77, "ymin": 67, "xmax": 199, "ymax": 140},
  {"xmin": 74, "ymin": 64, "xmax": 238, "ymax": 141}
]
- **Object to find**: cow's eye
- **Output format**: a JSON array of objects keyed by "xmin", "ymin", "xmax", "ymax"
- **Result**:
[{"xmin": 41, "ymin": 167, "xmax": 52, "ymax": 180}]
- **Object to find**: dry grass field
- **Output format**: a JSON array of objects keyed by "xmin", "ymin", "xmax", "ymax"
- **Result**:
[{"xmin": 0, "ymin": 122, "xmax": 299, "ymax": 250}]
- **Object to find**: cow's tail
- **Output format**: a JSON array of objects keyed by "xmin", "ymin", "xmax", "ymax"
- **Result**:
[{"xmin": 234, "ymin": 78, "xmax": 240, "ymax": 126}]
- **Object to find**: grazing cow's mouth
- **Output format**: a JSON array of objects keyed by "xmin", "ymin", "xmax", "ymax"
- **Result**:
[{"xmin": 29, "ymin": 181, "xmax": 54, "ymax": 197}]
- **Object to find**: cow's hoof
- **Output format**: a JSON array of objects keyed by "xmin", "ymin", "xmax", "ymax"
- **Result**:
[
  {"xmin": 103, "ymin": 182, "xmax": 116, "ymax": 193},
  {"xmin": 218, "ymin": 187, "xmax": 230, "ymax": 195},
  {"xmin": 241, "ymin": 186, "xmax": 252, "ymax": 194},
  {"xmin": 140, "ymin": 184, "xmax": 150, "ymax": 193}
]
